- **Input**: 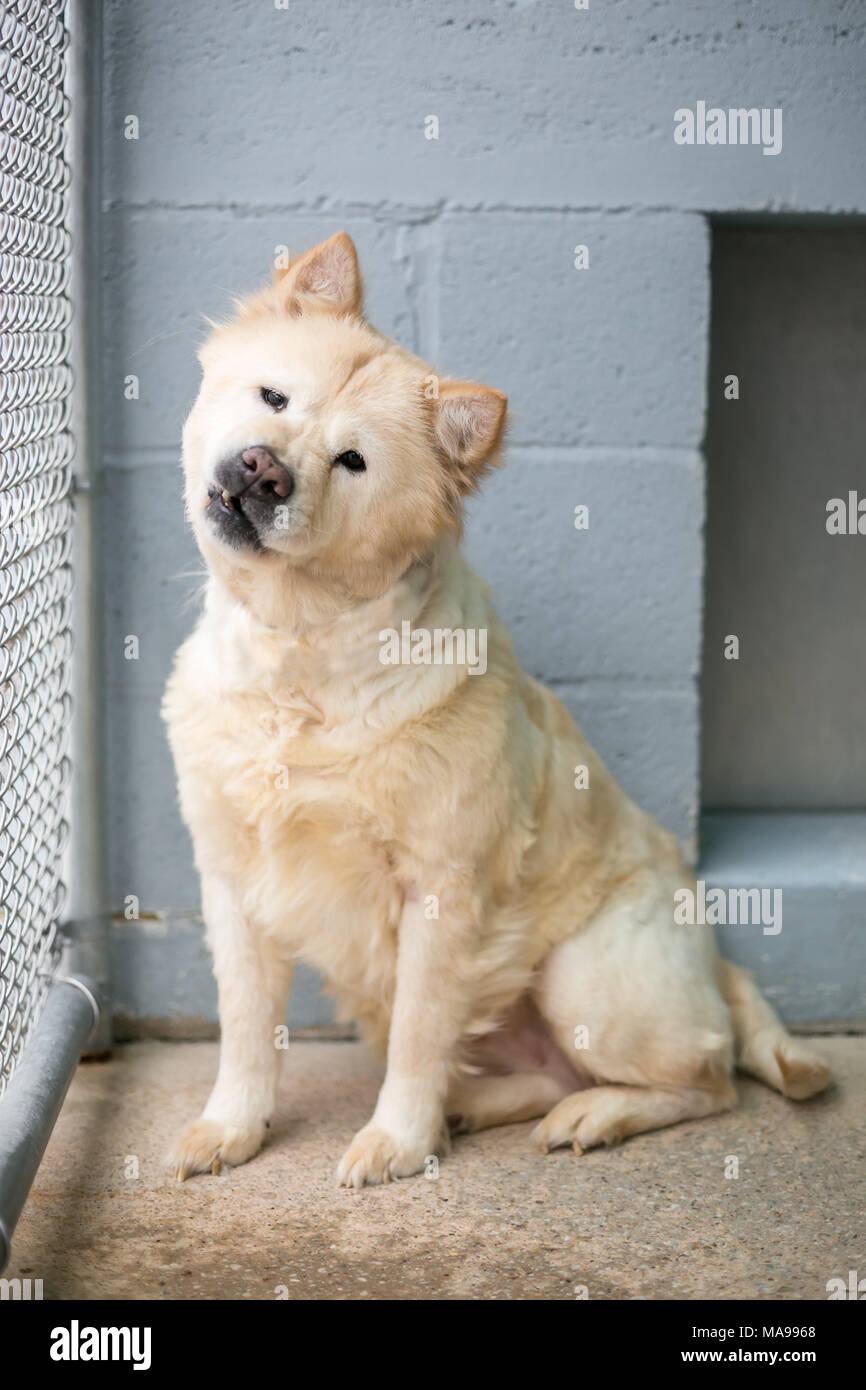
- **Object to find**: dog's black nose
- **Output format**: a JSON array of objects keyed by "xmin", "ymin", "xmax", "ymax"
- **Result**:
[
  {"xmin": 213, "ymin": 447, "xmax": 293, "ymax": 505},
  {"xmin": 208, "ymin": 448, "xmax": 295, "ymax": 548},
  {"xmin": 239, "ymin": 445, "xmax": 293, "ymax": 499},
  {"xmin": 240, "ymin": 444, "xmax": 294, "ymax": 500}
]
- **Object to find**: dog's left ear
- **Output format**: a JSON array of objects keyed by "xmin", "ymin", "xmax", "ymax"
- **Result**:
[
  {"xmin": 435, "ymin": 382, "xmax": 508, "ymax": 491},
  {"xmin": 275, "ymin": 232, "xmax": 363, "ymax": 316}
]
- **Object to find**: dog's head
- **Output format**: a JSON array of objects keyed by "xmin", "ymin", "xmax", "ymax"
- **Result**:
[{"xmin": 183, "ymin": 233, "xmax": 507, "ymax": 607}]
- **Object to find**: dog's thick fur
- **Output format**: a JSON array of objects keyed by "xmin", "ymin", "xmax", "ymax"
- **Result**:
[{"xmin": 164, "ymin": 233, "xmax": 830, "ymax": 1186}]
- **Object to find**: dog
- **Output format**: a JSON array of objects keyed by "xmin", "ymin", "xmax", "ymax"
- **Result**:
[{"xmin": 163, "ymin": 232, "xmax": 831, "ymax": 1186}]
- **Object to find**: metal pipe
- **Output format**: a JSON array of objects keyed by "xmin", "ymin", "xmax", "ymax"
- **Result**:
[
  {"xmin": 0, "ymin": 976, "xmax": 100, "ymax": 1271},
  {"xmin": 65, "ymin": 0, "xmax": 111, "ymax": 1050}
]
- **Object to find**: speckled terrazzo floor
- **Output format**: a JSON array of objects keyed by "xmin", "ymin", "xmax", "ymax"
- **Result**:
[{"xmin": 7, "ymin": 1036, "xmax": 862, "ymax": 1300}]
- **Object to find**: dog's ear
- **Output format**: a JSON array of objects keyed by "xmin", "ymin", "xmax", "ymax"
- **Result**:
[
  {"xmin": 435, "ymin": 382, "xmax": 508, "ymax": 491},
  {"xmin": 275, "ymin": 232, "xmax": 363, "ymax": 316}
]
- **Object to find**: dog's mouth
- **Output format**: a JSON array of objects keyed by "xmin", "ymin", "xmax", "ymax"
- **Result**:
[
  {"xmin": 205, "ymin": 484, "xmax": 263, "ymax": 550},
  {"xmin": 208, "ymin": 484, "xmax": 244, "ymax": 517}
]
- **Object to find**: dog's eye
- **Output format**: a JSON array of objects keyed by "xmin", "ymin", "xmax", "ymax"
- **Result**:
[
  {"xmin": 260, "ymin": 387, "xmax": 288, "ymax": 411},
  {"xmin": 333, "ymin": 450, "xmax": 366, "ymax": 473}
]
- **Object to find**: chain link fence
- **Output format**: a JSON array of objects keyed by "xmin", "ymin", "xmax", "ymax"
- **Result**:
[{"xmin": 0, "ymin": 0, "xmax": 74, "ymax": 1095}]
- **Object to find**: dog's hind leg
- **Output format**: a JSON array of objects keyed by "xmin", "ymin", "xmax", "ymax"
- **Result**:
[
  {"xmin": 447, "ymin": 1072, "xmax": 571, "ymax": 1134},
  {"xmin": 530, "ymin": 873, "xmax": 740, "ymax": 1153},
  {"xmin": 531, "ymin": 1079, "xmax": 737, "ymax": 1154},
  {"xmin": 717, "ymin": 959, "xmax": 832, "ymax": 1100}
]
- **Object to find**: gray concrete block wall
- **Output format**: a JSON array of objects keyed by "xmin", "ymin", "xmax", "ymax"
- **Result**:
[{"xmin": 99, "ymin": 0, "xmax": 866, "ymax": 1027}]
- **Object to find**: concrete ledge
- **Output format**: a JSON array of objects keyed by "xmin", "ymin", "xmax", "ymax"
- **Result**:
[{"xmin": 702, "ymin": 812, "xmax": 866, "ymax": 1023}]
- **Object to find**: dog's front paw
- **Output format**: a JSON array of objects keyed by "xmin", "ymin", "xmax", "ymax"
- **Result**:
[
  {"xmin": 169, "ymin": 1115, "xmax": 266, "ymax": 1181},
  {"xmin": 336, "ymin": 1123, "xmax": 434, "ymax": 1189}
]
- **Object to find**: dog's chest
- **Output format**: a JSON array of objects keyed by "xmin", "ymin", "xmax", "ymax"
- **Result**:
[
  {"xmin": 204, "ymin": 680, "xmax": 403, "ymax": 937},
  {"xmin": 166, "ymin": 620, "xmax": 426, "ymax": 1019}
]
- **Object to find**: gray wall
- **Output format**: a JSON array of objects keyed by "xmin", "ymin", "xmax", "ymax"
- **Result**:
[
  {"xmin": 702, "ymin": 226, "xmax": 866, "ymax": 809},
  {"xmin": 99, "ymin": 0, "xmax": 866, "ymax": 1028}
]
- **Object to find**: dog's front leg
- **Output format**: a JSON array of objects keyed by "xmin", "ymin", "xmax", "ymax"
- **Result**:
[
  {"xmin": 170, "ymin": 872, "xmax": 294, "ymax": 1179},
  {"xmin": 337, "ymin": 891, "xmax": 472, "ymax": 1189}
]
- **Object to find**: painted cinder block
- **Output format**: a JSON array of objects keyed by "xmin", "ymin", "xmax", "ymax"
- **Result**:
[
  {"xmin": 559, "ymin": 681, "xmax": 699, "ymax": 855},
  {"xmin": 102, "ymin": 0, "xmax": 866, "ymax": 212},
  {"xmin": 101, "ymin": 461, "xmax": 200, "ymax": 693},
  {"xmin": 438, "ymin": 213, "xmax": 710, "ymax": 448},
  {"xmin": 104, "ymin": 685, "xmax": 193, "ymax": 910},
  {"xmin": 463, "ymin": 447, "xmax": 704, "ymax": 682}
]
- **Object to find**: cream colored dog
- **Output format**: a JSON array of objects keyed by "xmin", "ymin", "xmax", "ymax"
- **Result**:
[{"xmin": 164, "ymin": 232, "xmax": 830, "ymax": 1187}]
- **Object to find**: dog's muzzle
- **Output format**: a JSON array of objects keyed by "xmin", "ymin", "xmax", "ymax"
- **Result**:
[{"xmin": 206, "ymin": 446, "xmax": 294, "ymax": 549}]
